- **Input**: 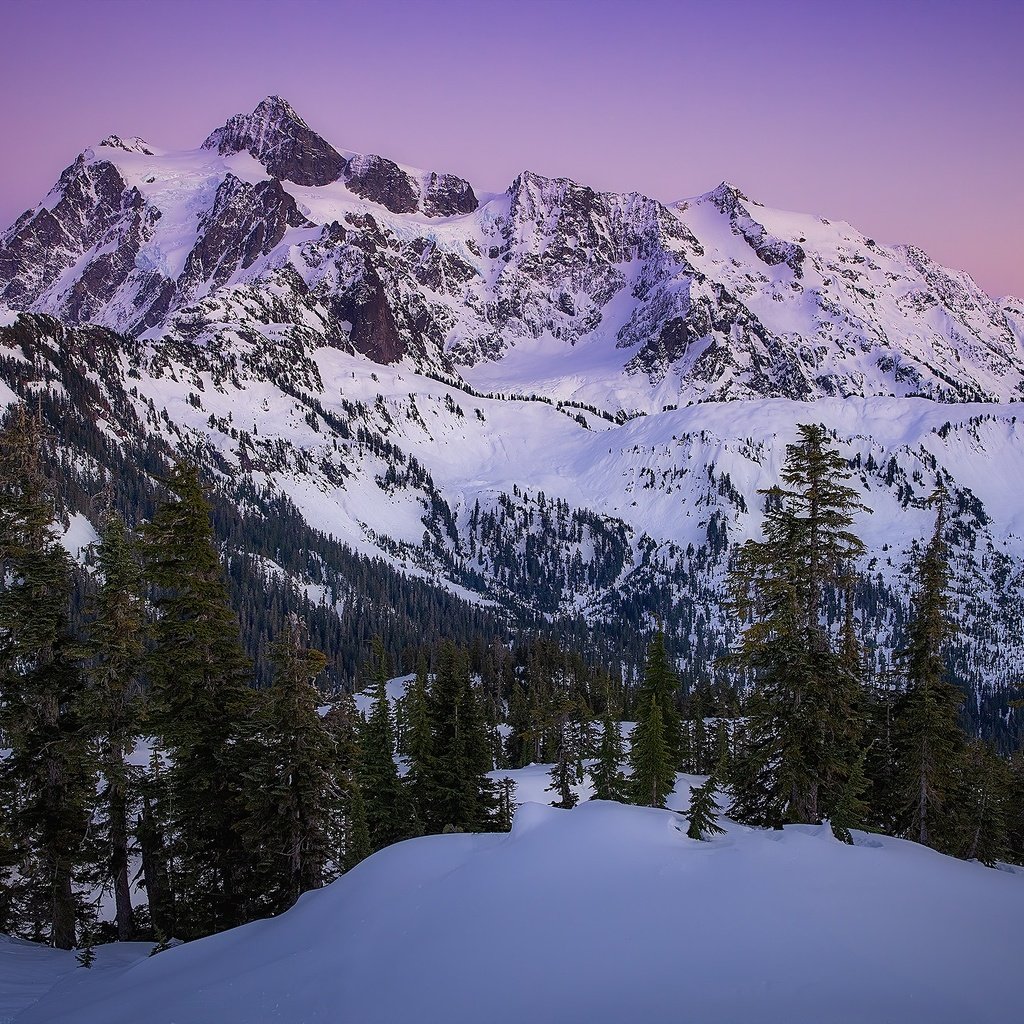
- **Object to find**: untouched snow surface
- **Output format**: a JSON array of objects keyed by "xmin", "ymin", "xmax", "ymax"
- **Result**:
[{"xmin": 12, "ymin": 799, "xmax": 1024, "ymax": 1024}]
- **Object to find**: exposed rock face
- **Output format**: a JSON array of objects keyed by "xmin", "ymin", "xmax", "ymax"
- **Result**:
[
  {"xmin": 343, "ymin": 154, "xmax": 478, "ymax": 218},
  {"xmin": 0, "ymin": 97, "xmax": 1021, "ymax": 404},
  {"xmin": 0, "ymin": 157, "xmax": 131, "ymax": 309},
  {"xmin": 344, "ymin": 153, "xmax": 419, "ymax": 214},
  {"xmin": 203, "ymin": 95, "xmax": 347, "ymax": 186},
  {"xmin": 422, "ymin": 171, "xmax": 478, "ymax": 217},
  {"xmin": 99, "ymin": 135, "xmax": 154, "ymax": 155},
  {"xmin": 179, "ymin": 175, "xmax": 311, "ymax": 294}
]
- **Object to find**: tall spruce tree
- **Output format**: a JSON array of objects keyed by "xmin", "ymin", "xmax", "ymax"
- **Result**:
[
  {"xmin": 892, "ymin": 489, "xmax": 965, "ymax": 851},
  {"xmin": 629, "ymin": 696, "xmax": 675, "ymax": 808},
  {"xmin": 359, "ymin": 639, "xmax": 413, "ymax": 851},
  {"xmin": 727, "ymin": 425, "xmax": 866, "ymax": 827},
  {"xmin": 635, "ymin": 630, "xmax": 681, "ymax": 767},
  {"xmin": 0, "ymin": 405, "xmax": 93, "ymax": 949},
  {"xmin": 546, "ymin": 701, "xmax": 582, "ymax": 809},
  {"xmin": 590, "ymin": 702, "xmax": 628, "ymax": 802},
  {"xmin": 142, "ymin": 461, "xmax": 258, "ymax": 937},
  {"xmin": 405, "ymin": 655, "xmax": 435, "ymax": 827},
  {"xmin": 82, "ymin": 508, "xmax": 146, "ymax": 941},
  {"xmin": 423, "ymin": 642, "xmax": 496, "ymax": 832},
  {"xmin": 245, "ymin": 613, "xmax": 337, "ymax": 912}
]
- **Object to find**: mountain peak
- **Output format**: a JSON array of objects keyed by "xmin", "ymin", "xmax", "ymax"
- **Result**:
[
  {"xmin": 202, "ymin": 96, "xmax": 346, "ymax": 187},
  {"xmin": 98, "ymin": 134, "xmax": 154, "ymax": 156}
]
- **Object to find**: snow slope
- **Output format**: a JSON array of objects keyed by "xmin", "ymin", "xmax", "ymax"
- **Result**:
[{"xmin": 14, "ymin": 798, "xmax": 1024, "ymax": 1024}]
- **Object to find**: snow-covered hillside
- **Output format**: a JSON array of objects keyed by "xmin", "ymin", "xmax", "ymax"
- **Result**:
[
  {"xmin": 11, "ymin": 797, "xmax": 1024, "ymax": 1024},
  {"xmin": 2, "ymin": 309, "xmax": 1024, "ymax": 716}
]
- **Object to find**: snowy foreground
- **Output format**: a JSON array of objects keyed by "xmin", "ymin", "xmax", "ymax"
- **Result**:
[{"xmin": 5, "ymin": 791, "xmax": 1024, "ymax": 1024}]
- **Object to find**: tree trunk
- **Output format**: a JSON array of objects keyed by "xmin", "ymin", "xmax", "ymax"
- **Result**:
[
  {"xmin": 109, "ymin": 784, "xmax": 135, "ymax": 941},
  {"xmin": 50, "ymin": 856, "xmax": 76, "ymax": 950}
]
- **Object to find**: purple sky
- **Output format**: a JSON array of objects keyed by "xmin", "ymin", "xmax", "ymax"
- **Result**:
[{"xmin": 2, "ymin": 0, "xmax": 1022, "ymax": 296}]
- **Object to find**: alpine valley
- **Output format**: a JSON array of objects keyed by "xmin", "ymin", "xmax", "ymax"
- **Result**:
[{"xmin": 2, "ymin": 96, "xmax": 1023, "ymax": 741}]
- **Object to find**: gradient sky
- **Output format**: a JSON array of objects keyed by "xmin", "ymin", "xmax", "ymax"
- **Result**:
[{"xmin": 1, "ymin": 0, "xmax": 1021, "ymax": 296}]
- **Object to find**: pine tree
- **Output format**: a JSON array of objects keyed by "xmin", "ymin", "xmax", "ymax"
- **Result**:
[
  {"xmin": 629, "ymin": 696, "xmax": 675, "ymax": 808},
  {"xmin": 727, "ymin": 425, "xmax": 867, "ymax": 827},
  {"xmin": 635, "ymin": 630, "xmax": 681, "ymax": 767},
  {"xmin": 892, "ymin": 488, "xmax": 965, "ymax": 852},
  {"xmin": 75, "ymin": 928, "xmax": 96, "ymax": 969},
  {"xmin": 405, "ymin": 655, "xmax": 435, "ymax": 826},
  {"xmin": 142, "ymin": 461, "xmax": 258, "ymax": 937},
  {"xmin": 424, "ymin": 642, "xmax": 496, "ymax": 833},
  {"xmin": 359, "ymin": 638, "xmax": 412, "ymax": 851},
  {"xmin": 495, "ymin": 777, "xmax": 517, "ymax": 832},
  {"xmin": 321, "ymin": 692, "xmax": 371, "ymax": 873},
  {"xmin": 686, "ymin": 773, "xmax": 726, "ymax": 840},
  {"xmin": 590, "ymin": 702, "xmax": 628, "ymax": 802},
  {"xmin": 245, "ymin": 613, "xmax": 337, "ymax": 912},
  {"xmin": 0, "ymin": 405, "xmax": 94, "ymax": 949},
  {"xmin": 546, "ymin": 702, "xmax": 581, "ymax": 809},
  {"xmin": 82, "ymin": 508, "xmax": 145, "ymax": 941},
  {"xmin": 955, "ymin": 740, "xmax": 1010, "ymax": 867}
]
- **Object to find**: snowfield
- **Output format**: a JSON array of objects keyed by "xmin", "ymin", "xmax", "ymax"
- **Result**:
[{"xmin": 8, "ymin": 795, "xmax": 1024, "ymax": 1024}]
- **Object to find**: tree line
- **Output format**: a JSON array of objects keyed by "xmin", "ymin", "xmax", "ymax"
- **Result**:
[{"xmin": 1, "ymin": 407, "xmax": 1021, "ymax": 955}]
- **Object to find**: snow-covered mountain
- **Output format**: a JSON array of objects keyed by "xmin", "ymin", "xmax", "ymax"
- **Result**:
[
  {"xmin": 1, "ymin": 98, "xmax": 1023, "ymax": 734},
  {"xmin": 2, "ymin": 96, "xmax": 1022, "ymax": 405}
]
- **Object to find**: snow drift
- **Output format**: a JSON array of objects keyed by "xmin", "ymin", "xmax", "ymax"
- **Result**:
[{"xmin": 14, "ymin": 799, "xmax": 1024, "ymax": 1024}]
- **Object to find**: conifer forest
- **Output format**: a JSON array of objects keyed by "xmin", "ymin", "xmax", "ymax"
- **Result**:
[{"xmin": 1, "ymin": 404, "xmax": 1020, "ymax": 952}]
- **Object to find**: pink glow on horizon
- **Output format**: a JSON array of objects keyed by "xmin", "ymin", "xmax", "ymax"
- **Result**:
[{"xmin": 1, "ymin": 0, "xmax": 1021, "ymax": 297}]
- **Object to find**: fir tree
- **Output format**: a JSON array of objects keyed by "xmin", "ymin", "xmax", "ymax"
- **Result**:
[
  {"xmin": 246, "ymin": 613, "xmax": 337, "ymax": 912},
  {"xmin": 424, "ymin": 642, "xmax": 496, "ymax": 832},
  {"xmin": 405, "ymin": 655, "xmax": 435, "ymax": 826},
  {"xmin": 590, "ymin": 703, "xmax": 628, "ymax": 802},
  {"xmin": 0, "ymin": 405, "xmax": 93, "ymax": 949},
  {"xmin": 359, "ymin": 639, "xmax": 412, "ymax": 851},
  {"xmin": 635, "ymin": 630, "xmax": 681, "ymax": 767},
  {"xmin": 956, "ymin": 740, "xmax": 1010, "ymax": 866},
  {"xmin": 686, "ymin": 773, "xmax": 726, "ymax": 840},
  {"xmin": 495, "ymin": 777, "xmax": 517, "ymax": 832},
  {"xmin": 142, "ymin": 461, "xmax": 258, "ymax": 937},
  {"xmin": 727, "ymin": 425, "xmax": 867, "ymax": 827},
  {"xmin": 82, "ymin": 508, "xmax": 145, "ymax": 941},
  {"xmin": 892, "ymin": 488, "xmax": 965, "ymax": 851},
  {"xmin": 546, "ymin": 703, "xmax": 581, "ymax": 809},
  {"xmin": 629, "ymin": 696, "xmax": 675, "ymax": 808}
]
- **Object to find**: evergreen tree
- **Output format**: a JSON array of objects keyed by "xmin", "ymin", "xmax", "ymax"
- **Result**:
[
  {"xmin": 546, "ymin": 702, "xmax": 581, "ymax": 809},
  {"xmin": 495, "ymin": 777, "xmax": 517, "ymax": 832},
  {"xmin": 635, "ymin": 630, "xmax": 681, "ymax": 767},
  {"xmin": 322, "ymin": 692, "xmax": 371, "ymax": 872},
  {"xmin": 686, "ymin": 773, "xmax": 726, "ymax": 840},
  {"xmin": 246, "ymin": 613, "xmax": 337, "ymax": 912},
  {"xmin": 405, "ymin": 655, "xmax": 435, "ymax": 826},
  {"xmin": 892, "ymin": 489, "xmax": 965, "ymax": 852},
  {"xmin": 359, "ymin": 638, "xmax": 413, "ymax": 851},
  {"xmin": 0, "ymin": 405, "xmax": 93, "ymax": 949},
  {"xmin": 727, "ymin": 425, "xmax": 867, "ymax": 827},
  {"xmin": 82, "ymin": 508, "xmax": 146, "ymax": 941},
  {"xmin": 423, "ymin": 642, "xmax": 496, "ymax": 832},
  {"xmin": 955, "ymin": 740, "xmax": 1010, "ymax": 866},
  {"xmin": 629, "ymin": 696, "xmax": 675, "ymax": 808},
  {"xmin": 590, "ymin": 703, "xmax": 628, "ymax": 802},
  {"xmin": 142, "ymin": 462, "xmax": 258, "ymax": 937}
]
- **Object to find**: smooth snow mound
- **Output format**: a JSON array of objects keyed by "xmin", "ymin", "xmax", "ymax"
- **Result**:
[{"xmin": 14, "ymin": 801, "xmax": 1024, "ymax": 1024}]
